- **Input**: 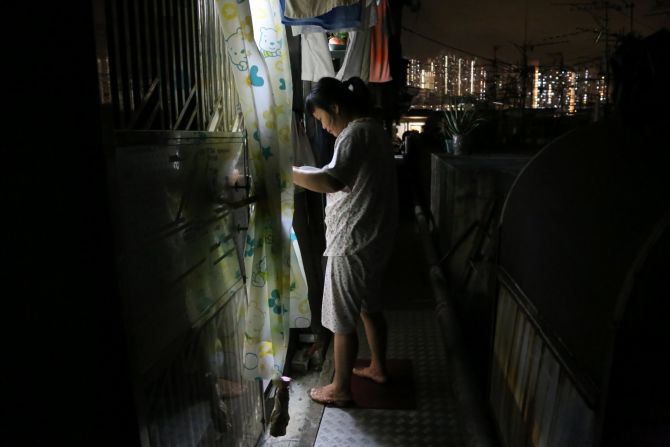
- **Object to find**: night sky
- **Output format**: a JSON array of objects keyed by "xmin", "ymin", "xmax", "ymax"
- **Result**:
[{"xmin": 401, "ymin": 0, "xmax": 669, "ymax": 67}]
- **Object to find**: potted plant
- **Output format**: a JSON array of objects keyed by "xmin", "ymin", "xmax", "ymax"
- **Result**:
[{"xmin": 442, "ymin": 105, "xmax": 485, "ymax": 155}]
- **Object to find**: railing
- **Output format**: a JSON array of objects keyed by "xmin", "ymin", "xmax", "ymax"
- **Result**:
[
  {"xmin": 95, "ymin": 0, "xmax": 241, "ymax": 131},
  {"xmin": 490, "ymin": 271, "xmax": 597, "ymax": 447}
]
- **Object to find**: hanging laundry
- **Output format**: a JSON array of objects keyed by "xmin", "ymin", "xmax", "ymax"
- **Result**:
[
  {"xmin": 291, "ymin": 114, "xmax": 316, "ymax": 168},
  {"xmin": 284, "ymin": 25, "xmax": 304, "ymax": 112},
  {"xmin": 329, "ymin": 0, "xmax": 376, "ymax": 80},
  {"xmin": 280, "ymin": 0, "xmax": 362, "ymax": 31},
  {"xmin": 300, "ymin": 33, "xmax": 336, "ymax": 82},
  {"xmin": 283, "ymin": 0, "xmax": 360, "ymax": 19},
  {"xmin": 335, "ymin": 30, "xmax": 371, "ymax": 82},
  {"xmin": 291, "ymin": 0, "xmax": 377, "ymax": 36},
  {"xmin": 369, "ymin": 0, "xmax": 392, "ymax": 83}
]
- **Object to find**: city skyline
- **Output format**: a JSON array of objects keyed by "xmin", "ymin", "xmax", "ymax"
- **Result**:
[{"xmin": 406, "ymin": 51, "xmax": 607, "ymax": 113}]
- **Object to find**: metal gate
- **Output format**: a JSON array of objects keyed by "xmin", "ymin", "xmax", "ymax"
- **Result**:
[
  {"xmin": 113, "ymin": 131, "xmax": 261, "ymax": 447},
  {"xmin": 93, "ymin": 1, "xmax": 263, "ymax": 444}
]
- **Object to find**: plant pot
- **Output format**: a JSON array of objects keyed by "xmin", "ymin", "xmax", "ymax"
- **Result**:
[
  {"xmin": 444, "ymin": 138, "xmax": 454, "ymax": 154},
  {"xmin": 452, "ymin": 134, "xmax": 468, "ymax": 156}
]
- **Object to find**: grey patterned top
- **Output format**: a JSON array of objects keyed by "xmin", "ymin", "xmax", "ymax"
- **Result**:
[{"xmin": 322, "ymin": 117, "xmax": 398, "ymax": 256}]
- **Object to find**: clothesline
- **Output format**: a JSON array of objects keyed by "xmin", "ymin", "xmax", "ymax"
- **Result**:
[{"xmin": 285, "ymin": 0, "xmax": 393, "ymax": 83}]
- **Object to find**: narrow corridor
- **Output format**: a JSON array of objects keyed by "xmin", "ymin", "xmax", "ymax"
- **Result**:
[{"xmin": 259, "ymin": 192, "xmax": 478, "ymax": 446}]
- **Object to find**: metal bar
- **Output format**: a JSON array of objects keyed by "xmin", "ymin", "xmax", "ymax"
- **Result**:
[
  {"xmin": 160, "ymin": 0, "xmax": 173, "ymax": 127},
  {"xmin": 207, "ymin": 108, "xmax": 221, "ymax": 132},
  {"xmin": 174, "ymin": 85, "xmax": 197, "ymax": 129},
  {"xmin": 201, "ymin": 0, "xmax": 211, "ymax": 129},
  {"xmin": 200, "ymin": 0, "xmax": 210, "ymax": 128},
  {"xmin": 227, "ymin": 58, "xmax": 237, "ymax": 131},
  {"xmin": 186, "ymin": 108, "xmax": 197, "ymax": 130},
  {"xmin": 168, "ymin": 0, "xmax": 180, "ymax": 127},
  {"xmin": 146, "ymin": 98, "xmax": 162, "ymax": 129},
  {"xmin": 207, "ymin": 0, "xmax": 214, "ymax": 126},
  {"xmin": 110, "ymin": 0, "xmax": 126, "ymax": 127},
  {"xmin": 183, "ymin": 0, "xmax": 195, "ymax": 128},
  {"xmin": 133, "ymin": 0, "xmax": 145, "ymax": 98},
  {"xmin": 143, "ymin": 0, "xmax": 153, "ymax": 82},
  {"xmin": 150, "ymin": 0, "xmax": 163, "ymax": 128},
  {"xmin": 222, "ymin": 14, "xmax": 231, "ymax": 129},
  {"xmin": 122, "ymin": 0, "xmax": 136, "ymax": 113},
  {"xmin": 207, "ymin": 0, "xmax": 214, "ymax": 127},
  {"xmin": 212, "ymin": 0, "xmax": 221, "ymax": 128},
  {"xmin": 197, "ymin": 0, "xmax": 207, "ymax": 133},
  {"xmin": 150, "ymin": 0, "xmax": 165, "ymax": 129},
  {"xmin": 193, "ymin": 0, "xmax": 203, "ymax": 130},
  {"xmin": 127, "ymin": 77, "xmax": 160, "ymax": 129},
  {"xmin": 176, "ymin": 0, "xmax": 186, "ymax": 109},
  {"xmin": 190, "ymin": 0, "xmax": 201, "ymax": 130},
  {"xmin": 214, "ymin": 2, "xmax": 222, "ymax": 127}
]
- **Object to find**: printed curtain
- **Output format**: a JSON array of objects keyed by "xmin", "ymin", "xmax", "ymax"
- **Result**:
[{"xmin": 215, "ymin": 0, "xmax": 310, "ymax": 380}]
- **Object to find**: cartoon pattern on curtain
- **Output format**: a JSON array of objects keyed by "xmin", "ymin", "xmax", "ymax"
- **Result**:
[{"xmin": 216, "ymin": 0, "xmax": 310, "ymax": 380}]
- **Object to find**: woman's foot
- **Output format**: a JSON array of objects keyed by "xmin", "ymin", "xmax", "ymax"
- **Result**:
[
  {"xmin": 352, "ymin": 365, "xmax": 387, "ymax": 384},
  {"xmin": 308, "ymin": 384, "xmax": 353, "ymax": 407}
]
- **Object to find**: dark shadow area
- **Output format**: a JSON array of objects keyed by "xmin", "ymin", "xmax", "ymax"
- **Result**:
[{"xmin": 6, "ymin": 3, "xmax": 141, "ymax": 446}]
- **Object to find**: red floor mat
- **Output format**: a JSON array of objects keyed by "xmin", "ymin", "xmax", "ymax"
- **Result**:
[{"xmin": 350, "ymin": 359, "xmax": 416, "ymax": 409}]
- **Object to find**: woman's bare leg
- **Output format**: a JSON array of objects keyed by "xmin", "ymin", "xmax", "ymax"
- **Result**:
[
  {"xmin": 310, "ymin": 331, "xmax": 357, "ymax": 403},
  {"xmin": 353, "ymin": 311, "xmax": 388, "ymax": 383}
]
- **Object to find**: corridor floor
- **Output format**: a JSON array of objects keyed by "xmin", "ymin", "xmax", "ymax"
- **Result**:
[{"xmin": 259, "ymin": 205, "xmax": 476, "ymax": 447}]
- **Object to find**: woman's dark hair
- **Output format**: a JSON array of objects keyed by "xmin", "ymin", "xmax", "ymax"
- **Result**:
[{"xmin": 305, "ymin": 77, "xmax": 371, "ymax": 118}]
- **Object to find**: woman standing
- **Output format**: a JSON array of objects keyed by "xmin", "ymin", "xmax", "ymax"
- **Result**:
[{"xmin": 292, "ymin": 77, "xmax": 398, "ymax": 406}]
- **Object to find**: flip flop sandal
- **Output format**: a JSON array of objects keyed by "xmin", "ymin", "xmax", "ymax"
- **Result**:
[{"xmin": 308, "ymin": 388, "xmax": 354, "ymax": 408}]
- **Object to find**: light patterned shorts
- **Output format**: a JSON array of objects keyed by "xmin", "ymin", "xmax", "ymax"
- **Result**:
[{"xmin": 321, "ymin": 245, "xmax": 391, "ymax": 334}]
